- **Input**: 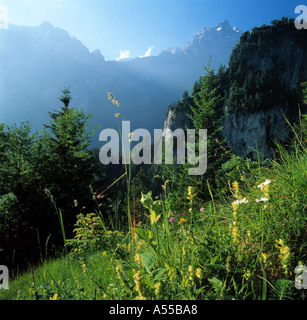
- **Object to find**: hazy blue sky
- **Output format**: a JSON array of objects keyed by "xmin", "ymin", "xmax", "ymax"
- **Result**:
[{"xmin": 0, "ymin": 0, "xmax": 298, "ymax": 60}]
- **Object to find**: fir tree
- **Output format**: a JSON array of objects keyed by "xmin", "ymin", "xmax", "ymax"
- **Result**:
[
  {"xmin": 41, "ymin": 88, "xmax": 99, "ymax": 233},
  {"xmin": 186, "ymin": 59, "xmax": 227, "ymax": 198}
]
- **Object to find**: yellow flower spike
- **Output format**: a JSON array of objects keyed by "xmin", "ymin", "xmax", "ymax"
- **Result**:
[
  {"xmin": 260, "ymin": 253, "xmax": 268, "ymax": 264},
  {"xmin": 134, "ymin": 254, "xmax": 142, "ymax": 264},
  {"xmin": 195, "ymin": 268, "xmax": 202, "ymax": 279},
  {"xmin": 243, "ymin": 270, "xmax": 251, "ymax": 280},
  {"xmin": 50, "ymin": 293, "xmax": 60, "ymax": 300},
  {"xmin": 232, "ymin": 181, "xmax": 242, "ymax": 199},
  {"xmin": 115, "ymin": 113, "xmax": 121, "ymax": 118},
  {"xmin": 154, "ymin": 282, "xmax": 161, "ymax": 296},
  {"xmin": 275, "ymin": 239, "xmax": 291, "ymax": 275},
  {"xmin": 232, "ymin": 181, "xmax": 239, "ymax": 189},
  {"xmin": 276, "ymin": 239, "xmax": 284, "ymax": 246}
]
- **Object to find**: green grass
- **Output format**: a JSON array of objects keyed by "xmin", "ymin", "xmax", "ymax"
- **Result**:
[
  {"xmin": 0, "ymin": 251, "xmax": 117, "ymax": 300},
  {"xmin": 1, "ymin": 139, "xmax": 306, "ymax": 301}
]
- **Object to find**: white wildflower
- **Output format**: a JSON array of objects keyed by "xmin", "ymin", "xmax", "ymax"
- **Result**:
[{"xmin": 255, "ymin": 197, "xmax": 269, "ymax": 203}]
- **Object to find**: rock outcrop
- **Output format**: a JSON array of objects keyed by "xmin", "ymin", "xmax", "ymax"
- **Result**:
[{"xmin": 163, "ymin": 19, "xmax": 307, "ymax": 159}]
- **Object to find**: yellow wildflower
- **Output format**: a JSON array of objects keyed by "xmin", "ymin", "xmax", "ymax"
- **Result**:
[
  {"xmin": 154, "ymin": 282, "xmax": 161, "ymax": 296},
  {"xmin": 134, "ymin": 253, "xmax": 142, "ymax": 265},
  {"xmin": 232, "ymin": 181, "xmax": 245, "ymax": 200},
  {"xmin": 258, "ymin": 179, "xmax": 271, "ymax": 198},
  {"xmin": 231, "ymin": 225, "xmax": 240, "ymax": 244},
  {"xmin": 275, "ymin": 239, "xmax": 291, "ymax": 275},
  {"xmin": 195, "ymin": 268, "xmax": 202, "ymax": 279},
  {"xmin": 188, "ymin": 265, "xmax": 194, "ymax": 281},
  {"xmin": 115, "ymin": 265, "xmax": 123, "ymax": 280},
  {"xmin": 115, "ymin": 113, "xmax": 121, "ymax": 118},
  {"xmin": 275, "ymin": 239, "xmax": 284, "ymax": 247},
  {"xmin": 260, "ymin": 253, "xmax": 268, "ymax": 264},
  {"xmin": 49, "ymin": 293, "xmax": 60, "ymax": 300},
  {"xmin": 232, "ymin": 181, "xmax": 239, "ymax": 198},
  {"xmin": 243, "ymin": 269, "xmax": 251, "ymax": 280},
  {"xmin": 133, "ymin": 269, "xmax": 142, "ymax": 293}
]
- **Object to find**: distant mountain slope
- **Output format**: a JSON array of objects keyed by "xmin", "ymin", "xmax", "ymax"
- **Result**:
[{"xmin": 0, "ymin": 20, "xmax": 242, "ymax": 144}]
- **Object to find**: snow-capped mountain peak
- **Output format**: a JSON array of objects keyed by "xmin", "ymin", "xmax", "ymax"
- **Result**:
[{"xmin": 182, "ymin": 20, "xmax": 242, "ymax": 53}]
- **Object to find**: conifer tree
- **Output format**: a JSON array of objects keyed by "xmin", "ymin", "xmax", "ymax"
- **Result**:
[
  {"xmin": 161, "ymin": 60, "xmax": 227, "ymax": 206},
  {"xmin": 41, "ymin": 88, "xmax": 99, "ymax": 232},
  {"xmin": 186, "ymin": 59, "xmax": 226, "ymax": 198}
]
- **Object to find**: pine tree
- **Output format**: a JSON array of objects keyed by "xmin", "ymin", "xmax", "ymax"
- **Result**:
[
  {"xmin": 186, "ymin": 59, "xmax": 226, "ymax": 198},
  {"xmin": 161, "ymin": 60, "xmax": 227, "ymax": 204},
  {"xmin": 41, "ymin": 88, "xmax": 99, "ymax": 233}
]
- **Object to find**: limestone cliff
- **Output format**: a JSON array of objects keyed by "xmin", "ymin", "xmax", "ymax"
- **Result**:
[
  {"xmin": 222, "ymin": 19, "xmax": 307, "ymax": 158},
  {"xmin": 163, "ymin": 18, "xmax": 307, "ymax": 159}
]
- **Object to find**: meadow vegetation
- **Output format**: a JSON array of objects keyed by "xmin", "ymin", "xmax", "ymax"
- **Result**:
[
  {"xmin": 1, "ymin": 82, "xmax": 306, "ymax": 301},
  {"xmin": 1, "ymin": 135, "xmax": 306, "ymax": 300}
]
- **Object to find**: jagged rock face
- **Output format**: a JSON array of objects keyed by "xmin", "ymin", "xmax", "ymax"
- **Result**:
[
  {"xmin": 163, "ymin": 108, "xmax": 193, "ymax": 139},
  {"xmin": 222, "ymin": 23, "xmax": 307, "ymax": 159},
  {"xmin": 222, "ymin": 107, "xmax": 290, "ymax": 159}
]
